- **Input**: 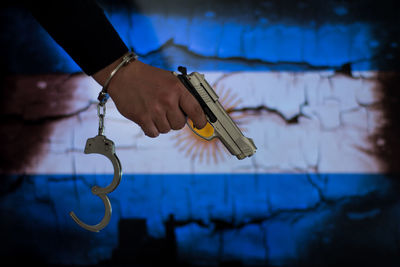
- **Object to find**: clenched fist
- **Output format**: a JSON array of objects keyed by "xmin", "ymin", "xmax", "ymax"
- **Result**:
[{"xmin": 92, "ymin": 56, "xmax": 207, "ymax": 137}]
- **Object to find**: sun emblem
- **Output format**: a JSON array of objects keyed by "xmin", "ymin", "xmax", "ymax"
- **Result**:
[{"xmin": 173, "ymin": 81, "xmax": 249, "ymax": 164}]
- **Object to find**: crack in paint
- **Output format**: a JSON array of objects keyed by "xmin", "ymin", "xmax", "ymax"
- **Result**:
[
  {"xmin": 230, "ymin": 104, "xmax": 306, "ymax": 124},
  {"xmin": 169, "ymin": 191, "xmax": 392, "ymax": 233},
  {"xmin": 137, "ymin": 38, "xmax": 374, "ymax": 72},
  {"xmin": 0, "ymin": 101, "xmax": 95, "ymax": 125}
]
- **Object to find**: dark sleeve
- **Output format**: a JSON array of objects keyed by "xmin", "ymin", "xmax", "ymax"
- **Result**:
[{"xmin": 24, "ymin": 0, "xmax": 129, "ymax": 75}]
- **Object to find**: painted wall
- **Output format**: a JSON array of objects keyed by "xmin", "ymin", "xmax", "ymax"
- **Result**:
[{"xmin": 1, "ymin": 0, "xmax": 399, "ymax": 266}]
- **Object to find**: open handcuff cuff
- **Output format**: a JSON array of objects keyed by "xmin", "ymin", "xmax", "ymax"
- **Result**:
[{"xmin": 69, "ymin": 52, "xmax": 137, "ymax": 232}]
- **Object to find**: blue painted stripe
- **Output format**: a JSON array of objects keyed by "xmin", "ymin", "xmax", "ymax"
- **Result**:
[
  {"xmin": 0, "ymin": 173, "xmax": 394, "ymax": 265},
  {"xmin": 0, "ymin": 8, "xmax": 385, "ymax": 73},
  {"xmin": 2, "ymin": 173, "xmax": 392, "ymax": 221}
]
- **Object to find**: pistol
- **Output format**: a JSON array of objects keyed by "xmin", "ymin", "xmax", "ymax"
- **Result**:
[{"xmin": 174, "ymin": 66, "xmax": 257, "ymax": 160}]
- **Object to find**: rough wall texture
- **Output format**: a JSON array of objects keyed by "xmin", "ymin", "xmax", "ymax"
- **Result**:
[{"xmin": 0, "ymin": 0, "xmax": 399, "ymax": 266}]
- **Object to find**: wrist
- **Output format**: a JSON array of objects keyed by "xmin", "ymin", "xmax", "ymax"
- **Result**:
[
  {"xmin": 92, "ymin": 51, "xmax": 137, "ymax": 85},
  {"xmin": 92, "ymin": 51, "xmax": 138, "ymax": 104},
  {"xmin": 92, "ymin": 53, "xmax": 125, "ymax": 86}
]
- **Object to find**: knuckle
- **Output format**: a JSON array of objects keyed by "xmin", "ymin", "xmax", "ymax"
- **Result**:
[
  {"xmin": 152, "ymin": 105, "xmax": 164, "ymax": 117},
  {"xmin": 155, "ymin": 117, "xmax": 171, "ymax": 134},
  {"xmin": 135, "ymin": 115, "xmax": 147, "ymax": 126},
  {"xmin": 161, "ymin": 95, "xmax": 176, "ymax": 109},
  {"xmin": 170, "ymin": 113, "xmax": 186, "ymax": 130}
]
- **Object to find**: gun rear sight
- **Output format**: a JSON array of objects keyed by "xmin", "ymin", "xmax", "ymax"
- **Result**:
[{"xmin": 178, "ymin": 66, "xmax": 187, "ymax": 75}]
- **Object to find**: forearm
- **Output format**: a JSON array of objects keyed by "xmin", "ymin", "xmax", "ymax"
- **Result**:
[
  {"xmin": 24, "ymin": 0, "xmax": 128, "ymax": 75},
  {"xmin": 23, "ymin": 0, "xmax": 207, "ymax": 138}
]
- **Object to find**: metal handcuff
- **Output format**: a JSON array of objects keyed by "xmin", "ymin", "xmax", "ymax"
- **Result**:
[{"xmin": 69, "ymin": 52, "xmax": 137, "ymax": 232}]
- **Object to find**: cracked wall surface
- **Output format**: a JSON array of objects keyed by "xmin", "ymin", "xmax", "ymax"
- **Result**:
[
  {"xmin": 1, "ymin": 70, "xmax": 397, "ymax": 266},
  {"xmin": 1, "ymin": 0, "xmax": 400, "ymax": 266},
  {"xmin": 3, "ymin": 71, "xmax": 383, "ymax": 175},
  {"xmin": 2, "ymin": 0, "xmax": 398, "ymax": 73}
]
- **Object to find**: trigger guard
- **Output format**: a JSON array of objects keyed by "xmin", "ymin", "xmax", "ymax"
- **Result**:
[{"xmin": 186, "ymin": 121, "xmax": 218, "ymax": 141}]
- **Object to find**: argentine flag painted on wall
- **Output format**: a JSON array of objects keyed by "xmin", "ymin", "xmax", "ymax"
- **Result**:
[{"xmin": 1, "ymin": 0, "xmax": 399, "ymax": 266}]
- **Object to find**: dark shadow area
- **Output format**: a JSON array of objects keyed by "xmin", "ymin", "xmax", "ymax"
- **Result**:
[
  {"xmin": 100, "ymin": 216, "xmax": 259, "ymax": 267},
  {"xmin": 373, "ymin": 72, "xmax": 400, "ymax": 174},
  {"xmin": 0, "ymin": 74, "xmax": 79, "ymax": 174},
  {"xmin": 97, "ymin": 215, "xmax": 185, "ymax": 267},
  {"xmin": 298, "ymin": 191, "xmax": 400, "ymax": 267},
  {"xmin": 369, "ymin": 0, "xmax": 400, "ymax": 174}
]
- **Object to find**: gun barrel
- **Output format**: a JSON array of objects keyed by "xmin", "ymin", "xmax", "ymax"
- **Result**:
[
  {"xmin": 177, "ymin": 68, "xmax": 257, "ymax": 159},
  {"xmin": 209, "ymin": 99, "xmax": 257, "ymax": 159}
]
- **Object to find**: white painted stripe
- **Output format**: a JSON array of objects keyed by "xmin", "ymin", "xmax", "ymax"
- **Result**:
[{"xmin": 24, "ymin": 71, "xmax": 382, "ymax": 174}]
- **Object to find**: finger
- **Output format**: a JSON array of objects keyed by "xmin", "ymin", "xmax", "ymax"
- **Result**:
[
  {"xmin": 141, "ymin": 121, "xmax": 159, "ymax": 138},
  {"xmin": 166, "ymin": 108, "xmax": 186, "ymax": 130},
  {"xmin": 153, "ymin": 114, "xmax": 171, "ymax": 134},
  {"xmin": 178, "ymin": 89, "xmax": 207, "ymax": 129}
]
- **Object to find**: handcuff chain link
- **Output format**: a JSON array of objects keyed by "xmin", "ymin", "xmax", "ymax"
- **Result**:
[{"xmin": 97, "ymin": 103, "xmax": 106, "ymax": 136}]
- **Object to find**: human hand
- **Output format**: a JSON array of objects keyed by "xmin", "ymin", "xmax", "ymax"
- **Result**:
[{"xmin": 92, "ymin": 57, "xmax": 207, "ymax": 138}]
